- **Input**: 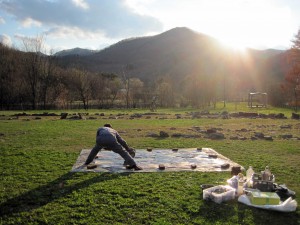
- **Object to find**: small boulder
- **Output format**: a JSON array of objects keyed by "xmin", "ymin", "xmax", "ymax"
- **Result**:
[
  {"xmin": 221, "ymin": 163, "xmax": 230, "ymax": 169},
  {"xmin": 146, "ymin": 133, "xmax": 159, "ymax": 138},
  {"xmin": 158, "ymin": 164, "xmax": 165, "ymax": 170},
  {"xmin": 280, "ymin": 125, "xmax": 292, "ymax": 129},
  {"xmin": 254, "ymin": 132, "xmax": 264, "ymax": 139},
  {"xmin": 60, "ymin": 113, "xmax": 68, "ymax": 119},
  {"xmin": 292, "ymin": 113, "xmax": 300, "ymax": 119},
  {"xmin": 264, "ymin": 136, "xmax": 273, "ymax": 141},
  {"xmin": 191, "ymin": 164, "xmax": 197, "ymax": 169},
  {"xmin": 208, "ymin": 133, "xmax": 225, "ymax": 140},
  {"xmin": 280, "ymin": 134, "xmax": 293, "ymax": 139},
  {"xmin": 159, "ymin": 131, "xmax": 169, "ymax": 138}
]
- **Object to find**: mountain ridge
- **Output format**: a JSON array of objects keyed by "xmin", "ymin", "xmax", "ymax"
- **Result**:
[
  {"xmin": 55, "ymin": 47, "xmax": 96, "ymax": 57},
  {"xmin": 55, "ymin": 27, "xmax": 287, "ymax": 93}
]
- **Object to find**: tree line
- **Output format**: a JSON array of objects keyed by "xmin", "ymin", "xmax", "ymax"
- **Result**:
[
  {"xmin": 1, "ymin": 31, "xmax": 299, "ymax": 111},
  {"xmin": 282, "ymin": 29, "xmax": 300, "ymax": 111},
  {"xmin": 0, "ymin": 37, "xmax": 225, "ymax": 110}
]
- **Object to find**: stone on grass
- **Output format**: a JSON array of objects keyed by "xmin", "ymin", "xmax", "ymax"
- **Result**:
[
  {"xmin": 78, "ymin": 113, "xmax": 86, "ymax": 120},
  {"xmin": 264, "ymin": 136, "xmax": 273, "ymax": 141},
  {"xmin": 87, "ymin": 164, "xmax": 97, "ymax": 169},
  {"xmin": 238, "ymin": 136, "xmax": 247, "ymax": 140},
  {"xmin": 292, "ymin": 113, "xmax": 300, "ymax": 119},
  {"xmin": 254, "ymin": 132, "xmax": 264, "ymax": 139},
  {"xmin": 158, "ymin": 164, "xmax": 166, "ymax": 170},
  {"xmin": 280, "ymin": 125, "xmax": 292, "ymax": 129},
  {"xmin": 221, "ymin": 163, "xmax": 230, "ymax": 169},
  {"xmin": 60, "ymin": 113, "xmax": 68, "ymax": 119},
  {"xmin": 231, "ymin": 166, "xmax": 241, "ymax": 175},
  {"xmin": 159, "ymin": 131, "xmax": 169, "ymax": 138},
  {"xmin": 208, "ymin": 133, "xmax": 225, "ymax": 140},
  {"xmin": 171, "ymin": 133, "xmax": 183, "ymax": 138},
  {"xmin": 280, "ymin": 134, "xmax": 293, "ymax": 139},
  {"xmin": 191, "ymin": 164, "xmax": 197, "ymax": 169},
  {"xmin": 207, "ymin": 128, "xmax": 217, "ymax": 133},
  {"xmin": 146, "ymin": 132, "xmax": 159, "ymax": 138}
]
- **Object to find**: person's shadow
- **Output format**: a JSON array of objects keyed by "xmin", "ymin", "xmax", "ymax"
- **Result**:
[{"xmin": 0, "ymin": 170, "xmax": 130, "ymax": 217}]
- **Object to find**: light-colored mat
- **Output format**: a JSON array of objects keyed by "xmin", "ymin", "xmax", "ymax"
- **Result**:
[{"xmin": 71, "ymin": 148, "xmax": 242, "ymax": 173}]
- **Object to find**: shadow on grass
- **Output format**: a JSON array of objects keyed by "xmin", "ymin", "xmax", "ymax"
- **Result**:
[
  {"xmin": 194, "ymin": 200, "xmax": 236, "ymax": 223},
  {"xmin": 0, "ymin": 171, "xmax": 130, "ymax": 217}
]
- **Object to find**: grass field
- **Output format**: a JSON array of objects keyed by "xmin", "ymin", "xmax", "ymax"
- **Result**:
[{"xmin": 0, "ymin": 104, "xmax": 299, "ymax": 225}]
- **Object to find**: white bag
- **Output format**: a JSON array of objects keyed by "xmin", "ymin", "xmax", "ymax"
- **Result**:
[{"xmin": 238, "ymin": 194, "xmax": 297, "ymax": 212}]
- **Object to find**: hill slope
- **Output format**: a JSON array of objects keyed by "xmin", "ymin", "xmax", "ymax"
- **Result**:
[{"xmin": 56, "ymin": 27, "xmax": 286, "ymax": 90}]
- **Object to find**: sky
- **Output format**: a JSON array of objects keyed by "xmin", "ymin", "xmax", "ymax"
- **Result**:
[{"xmin": 0, "ymin": 0, "xmax": 299, "ymax": 53}]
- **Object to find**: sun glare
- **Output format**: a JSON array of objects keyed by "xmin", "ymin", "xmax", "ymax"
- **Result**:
[
  {"xmin": 218, "ymin": 37, "xmax": 248, "ymax": 52},
  {"xmin": 127, "ymin": 0, "xmax": 295, "ymax": 51},
  {"xmin": 185, "ymin": 0, "xmax": 294, "ymax": 51}
]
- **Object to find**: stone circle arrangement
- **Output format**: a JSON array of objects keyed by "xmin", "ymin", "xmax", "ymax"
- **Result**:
[{"xmin": 71, "ymin": 148, "xmax": 242, "ymax": 173}]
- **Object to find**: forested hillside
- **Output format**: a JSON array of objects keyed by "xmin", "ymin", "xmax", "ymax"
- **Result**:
[{"xmin": 0, "ymin": 27, "xmax": 295, "ymax": 110}]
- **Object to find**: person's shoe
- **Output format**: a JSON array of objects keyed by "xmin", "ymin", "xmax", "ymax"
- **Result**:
[{"xmin": 126, "ymin": 165, "xmax": 143, "ymax": 171}]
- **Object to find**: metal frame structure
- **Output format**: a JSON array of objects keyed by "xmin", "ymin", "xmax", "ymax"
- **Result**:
[{"xmin": 248, "ymin": 92, "xmax": 267, "ymax": 108}]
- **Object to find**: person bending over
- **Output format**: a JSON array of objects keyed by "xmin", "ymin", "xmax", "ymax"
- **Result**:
[{"xmin": 85, "ymin": 123, "xmax": 142, "ymax": 170}]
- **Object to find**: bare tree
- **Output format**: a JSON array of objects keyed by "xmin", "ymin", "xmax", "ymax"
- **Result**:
[
  {"xmin": 0, "ymin": 43, "xmax": 16, "ymax": 109},
  {"xmin": 122, "ymin": 64, "xmax": 134, "ymax": 108},
  {"xmin": 19, "ymin": 35, "xmax": 45, "ymax": 109},
  {"xmin": 39, "ymin": 52, "xmax": 59, "ymax": 109},
  {"xmin": 129, "ymin": 78, "xmax": 144, "ymax": 107},
  {"xmin": 70, "ymin": 68, "xmax": 92, "ymax": 110},
  {"xmin": 155, "ymin": 76, "xmax": 175, "ymax": 107},
  {"xmin": 107, "ymin": 76, "xmax": 122, "ymax": 107}
]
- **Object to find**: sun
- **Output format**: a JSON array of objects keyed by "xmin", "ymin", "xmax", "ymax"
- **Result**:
[
  {"xmin": 186, "ymin": 0, "xmax": 294, "ymax": 51},
  {"xmin": 218, "ymin": 37, "xmax": 248, "ymax": 52}
]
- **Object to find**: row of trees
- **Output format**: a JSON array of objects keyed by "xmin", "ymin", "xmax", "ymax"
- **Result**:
[
  {"xmin": 0, "ymin": 36, "xmax": 226, "ymax": 110},
  {"xmin": 0, "ymin": 39, "xmax": 176, "ymax": 110},
  {"xmin": 0, "ymin": 30, "xmax": 299, "ymax": 110},
  {"xmin": 282, "ymin": 29, "xmax": 300, "ymax": 111}
]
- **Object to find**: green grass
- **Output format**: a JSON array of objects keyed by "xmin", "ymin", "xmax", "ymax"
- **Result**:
[{"xmin": 0, "ymin": 104, "xmax": 299, "ymax": 225}]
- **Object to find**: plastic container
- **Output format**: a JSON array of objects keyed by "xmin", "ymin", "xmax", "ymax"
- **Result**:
[
  {"xmin": 203, "ymin": 185, "xmax": 236, "ymax": 204},
  {"xmin": 246, "ymin": 166, "xmax": 255, "ymax": 188},
  {"xmin": 252, "ymin": 173, "xmax": 275, "ymax": 192},
  {"xmin": 227, "ymin": 176, "xmax": 238, "ymax": 190},
  {"xmin": 248, "ymin": 191, "xmax": 280, "ymax": 205},
  {"xmin": 237, "ymin": 178, "xmax": 245, "ymax": 196},
  {"xmin": 246, "ymin": 166, "xmax": 254, "ymax": 180},
  {"xmin": 263, "ymin": 166, "xmax": 271, "ymax": 180}
]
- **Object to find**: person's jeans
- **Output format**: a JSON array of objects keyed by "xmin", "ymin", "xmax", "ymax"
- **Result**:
[{"xmin": 85, "ymin": 135, "xmax": 136, "ymax": 166}]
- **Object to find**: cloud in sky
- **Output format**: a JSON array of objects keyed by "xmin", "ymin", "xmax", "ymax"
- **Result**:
[
  {"xmin": 0, "ymin": 0, "xmax": 163, "ymax": 38},
  {"xmin": 72, "ymin": 0, "xmax": 90, "ymax": 10},
  {"xmin": 0, "ymin": 0, "xmax": 299, "ymax": 51},
  {"xmin": 0, "ymin": 34, "xmax": 12, "ymax": 47},
  {"xmin": 0, "ymin": 17, "xmax": 5, "ymax": 24}
]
